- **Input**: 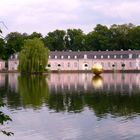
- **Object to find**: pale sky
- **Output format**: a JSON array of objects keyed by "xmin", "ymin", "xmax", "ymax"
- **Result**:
[{"xmin": 0, "ymin": 0, "xmax": 140, "ymax": 36}]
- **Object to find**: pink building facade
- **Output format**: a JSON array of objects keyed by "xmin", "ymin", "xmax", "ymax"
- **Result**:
[
  {"xmin": 8, "ymin": 50, "xmax": 140, "ymax": 71},
  {"xmin": 0, "ymin": 59, "xmax": 5, "ymax": 70},
  {"xmin": 47, "ymin": 50, "xmax": 140, "ymax": 71}
]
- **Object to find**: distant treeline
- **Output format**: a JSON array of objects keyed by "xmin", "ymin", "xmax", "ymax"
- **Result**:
[{"xmin": 1, "ymin": 23, "xmax": 140, "ymax": 60}]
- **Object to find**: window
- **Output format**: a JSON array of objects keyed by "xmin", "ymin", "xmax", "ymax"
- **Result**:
[
  {"xmin": 49, "ymin": 55, "xmax": 51, "ymax": 59},
  {"xmin": 112, "ymin": 64, "xmax": 115, "ymax": 67},
  {"xmin": 121, "ymin": 63, "xmax": 125, "ymax": 67},
  {"xmin": 61, "ymin": 62, "xmax": 64, "ymax": 67},
  {"xmin": 58, "ymin": 64, "xmax": 61, "ymax": 67},
  {"xmin": 120, "ymin": 55, "xmax": 123, "ymax": 59},
  {"xmin": 84, "ymin": 54, "xmax": 87, "ymax": 59},
  {"xmin": 94, "ymin": 55, "xmax": 97, "ymax": 59},
  {"xmin": 101, "ymin": 55, "xmax": 103, "ymax": 59},
  {"xmin": 139, "ymin": 55, "xmax": 140, "ymax": 58},
  {"xmin": 74, "ymin": 56, "xmax": 77, "ymax": 59},
  {"xmin": 55, "ymin": 55, "xmax": 57, "ymax": 59},
  {"xmin": 61, "ymin": 56, "xmax": 64, "ymax": 59},
  {"xmin": 108, "ymin": 55, "xmax": 110, "ymax": 59},
  {"xmin": 74, "ymin": 62, "xmax": 77, "ymax": 67},
  {"xmin": 129, "ymin": 62, "xmax": 132, "ymax": 67},
  {"xmin": 108, "ymin": 62, "xmax": 110, "ymax": 67},
  {"xmin": 68, "ymin": 56, "xmax": 70, "ymax": 59},
  {"xmin": 114, "ymin": 55, "xmax": 116, "ymax": 58},
  {"xmin": 129, "ymin": 54, "xmax": 132, "ymax": 59},
  {"xmin": 68, "ymin": 62, "xmax": 70, "ymax": 67},
  {"xmin": 48, "ymin": 64, "xmax": 51, "ymax": 67},
  {"xmin": 84, "ymin": 64, "xmax": 88, "ymax": 67},
  {"xmin": 101, "ymin": 62, "xmax": 104, "ymax": 66}
]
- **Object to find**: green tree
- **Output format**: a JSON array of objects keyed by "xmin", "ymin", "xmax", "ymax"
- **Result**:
[
  {"xmin": 44, "ymin": 30, "xmax": 66, "ymax": 50},
  {"xmin": 28, "ymin": 32, "xmax": 42, "ymax": 39},
  {"xmin": 0, "ymin": 38, "xmax": 6, "ymax": 59},
  {"xmin": 5, "ymin": 32, "xmax": 26, "ymax": 59},
  {"xmin": 86, "ymin": 24, "xmax": 110, "ymax": 51},
  {"xmin": 65, "ymin": 29, "xmax": 85, "ymax": 51},
  {"xmin": 19, "ymin": 38, "xmax": 49, "ymax": 73},
  {"xmin": 128, "ymin": 26, "xmax": 140, "ymax": 50},
  {"xmin": 109, "ymin": 23, "xmax": 134, "ymax": 50}
]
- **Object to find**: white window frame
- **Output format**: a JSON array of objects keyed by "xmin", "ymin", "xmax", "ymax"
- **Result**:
[
  {"xmin": 129, "ymin": 54, "xmax": 132, "ymax": 59},
  {"xmin": 84, "ymin": 54, "xmax": 87, "ymax": 59}
]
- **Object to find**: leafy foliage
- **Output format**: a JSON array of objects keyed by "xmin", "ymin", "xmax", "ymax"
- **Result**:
[
  {"xmin": 44, "ymin": 30, "xmax": 66, "ymax": 51},
  {"xmin": 19, "ymin": 38, "xmax": 49, "ymax": 73},
  {"xmin": 0, "ymin": 101, "xmax": 13, "ymax": 136}
]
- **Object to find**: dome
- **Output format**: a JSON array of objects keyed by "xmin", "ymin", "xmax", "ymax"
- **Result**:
[{"xmin": 91, "ymin": 63, "xmax": 103, "ymax": 75}]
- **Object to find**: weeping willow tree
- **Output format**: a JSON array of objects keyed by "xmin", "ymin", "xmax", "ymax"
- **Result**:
[{"xmin": 19, "ymin": 38, "xmax": 49, "ymax": 73}]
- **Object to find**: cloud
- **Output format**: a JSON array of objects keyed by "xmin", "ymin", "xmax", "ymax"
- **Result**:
[{"xmin": 0, "ymin": 0, "xmax": 140, "ymax": 36}]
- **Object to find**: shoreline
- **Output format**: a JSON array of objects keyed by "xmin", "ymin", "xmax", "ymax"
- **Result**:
[{"xmin": 1, "ymin": 70, "xmax": 140, "ymax": 73}]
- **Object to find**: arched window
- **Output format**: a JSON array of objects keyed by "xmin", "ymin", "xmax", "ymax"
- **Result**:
[
  {"xmin": 48, "ymin": 64, "xmax": 51, "ymax": 67},
  {"xmin": 121, "ymin": 63, "xmax": 125, "ymax": 67},
  {"xmin": 112, "ymin": 64, "xmax": 115, "ymax": 67},
  {"xmin": 58, "ymin": 64, "xmax": 61, "ymax": 67},
  {"xmin": 85, "ymin": 64, "xmax": 88, "ymax": 67}
]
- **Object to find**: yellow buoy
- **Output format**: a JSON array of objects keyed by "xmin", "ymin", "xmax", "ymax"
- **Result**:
[{"xmin": 91, "ymin": 63, "xmax": 103, "ymax": 75}]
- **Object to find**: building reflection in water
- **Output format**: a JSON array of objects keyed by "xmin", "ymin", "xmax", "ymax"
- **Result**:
[
  {"xmin": 0, "ymin": 73, "xmax": 139, "ymax": 95},
  {"xmin": 48, "ymin": 73, "xmax": 140, "ymax": 94},
  {"xmin": 0, "ymin": 73, "xmax": 6, "ymax": 88}
]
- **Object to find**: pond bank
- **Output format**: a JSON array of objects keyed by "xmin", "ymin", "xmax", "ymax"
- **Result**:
[{"xmin": 1, "ymin": 70, "xmax": 140, "ymax": 73}]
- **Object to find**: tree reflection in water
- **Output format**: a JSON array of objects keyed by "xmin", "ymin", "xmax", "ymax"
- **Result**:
[{"xmin": 18, "ymin": 75, "xmax": 49, "ymax": 108}]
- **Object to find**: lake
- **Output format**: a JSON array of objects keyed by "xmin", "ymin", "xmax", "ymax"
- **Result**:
[{"xmin": 0, "ymin": 73, "xmax": 140, "ymax": 140}]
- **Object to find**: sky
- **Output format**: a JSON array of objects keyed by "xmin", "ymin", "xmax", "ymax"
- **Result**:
[{"xmin": 0, "ymin": 0, "xmax": 140, "ymax": 36}]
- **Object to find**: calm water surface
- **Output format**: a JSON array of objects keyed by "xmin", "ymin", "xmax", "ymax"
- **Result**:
[{"xmin": 0, "ymin": 73, "xmax": 140, "ymax": 140}]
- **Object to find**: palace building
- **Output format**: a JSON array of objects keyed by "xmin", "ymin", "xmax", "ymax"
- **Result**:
[
  {"xmin": 8, "ymin": 50, "xmax": 140, "ymax": 71},
  {"xmin": 0, "ymin": 59, "xmax": 5, "ymax": 71}
]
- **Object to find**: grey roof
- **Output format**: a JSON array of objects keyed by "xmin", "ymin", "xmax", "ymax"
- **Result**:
[
  {"xmin": 9, "ymin": 50, "xmax": 140, "ymax": 60},
  {"xmin": 49, "ymin": 50, "xmax": 140, "ymax": 59}
]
